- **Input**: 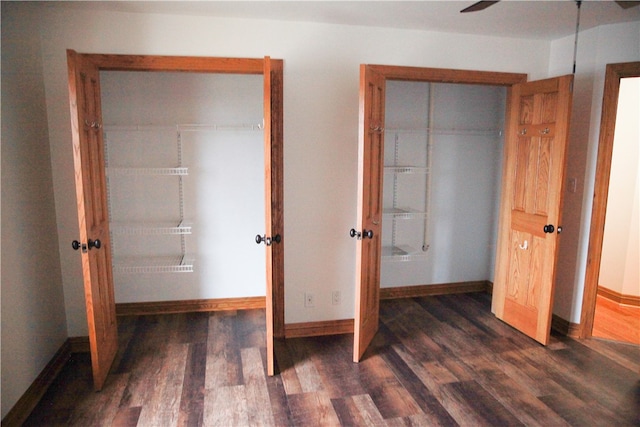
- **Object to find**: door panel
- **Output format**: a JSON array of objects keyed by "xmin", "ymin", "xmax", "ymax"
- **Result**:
[
  {"xmin": 263, "ymin": 56, "xmax": 285, "ymax": 376},
  {"xmin": 67, "ymin": 50, "xmax": 118, "ymax": 391},
  {"xmin": 354, "ymin": 65, "xmax": 385, "ymax": 362},
  {"xmin": 492, "ymin": 75, "xmax": 573, "ymax": 345}
]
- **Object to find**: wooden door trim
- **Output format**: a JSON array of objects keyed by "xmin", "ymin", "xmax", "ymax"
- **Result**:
[
  {"xmin": 580, "ymin": 61, "xmax": 640, "ymax": 338},
  {"xmin": 367, "ymin": 65, "xmax": 527, "ymax": 86},
  {"xmin": 89, "ymin": 54, "xmax": 264, "ymax": 74},
  {"xmin": 70, "ymin": 51, "xmax": 285, "ymax": 345}
]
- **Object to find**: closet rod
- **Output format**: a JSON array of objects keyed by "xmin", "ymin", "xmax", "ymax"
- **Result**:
[
  {"xmin": 385, "ymin": 127, "xmax": 502, "ymax": 137},
  {"xmin": 104, "ymin": 123, "xmax": 264, "ymax": 132}
]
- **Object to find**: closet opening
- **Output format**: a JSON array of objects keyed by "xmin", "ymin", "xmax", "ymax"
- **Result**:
[
  {"xmin": 381, "ymin": 80, "xmax": 507, "ymax": 289},
  {"xmin": 101, "ymin": 71, "xmax": 266, "ymax": 305},
  {"xmin": 67, "ymin": 52, "xmax": 283, "ymax": 389},
  {"xmin": 353, "ymin": 66, "xmax": 575, "ymax": 359}
]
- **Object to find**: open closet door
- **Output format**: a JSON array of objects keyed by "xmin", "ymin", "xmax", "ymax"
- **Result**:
[
  {"xmin": 67, "ymin": 50, "xmax": 118, "ymax": 390},
  {"xmin": 353, "ymin": 65, "xmax": 385, "ymax": 362},
  {"xmin": 492, "ymin": 75, "xmax": 573, "ymax": 345},
  {"xmin": 263, "ymin": 56, "xmax": 285, "ymax": 376}
]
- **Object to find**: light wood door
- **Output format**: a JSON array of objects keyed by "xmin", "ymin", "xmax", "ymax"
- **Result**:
[
  {"xmin": 492, "ymin": 75, "xmax": 574, "ymax": 345},
  {"xmin": 353, "ymin": 65, "xmax": 385, "ymax": 362},
  {"xmin": 67, "ymin": 50, "xmax": 118, "ymax": 391},
  {"xmin": 263, "ymin": 56, "xmax": 285, "ymax": 376}
]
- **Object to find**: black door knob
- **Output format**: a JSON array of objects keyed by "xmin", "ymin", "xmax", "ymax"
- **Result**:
[
  {"xmin": 257, "ymin": 234, "xmax": 280, "ymax": 246},
  {"xmin": 543, "ymin": 224, "xmax": 555, "ymax": 234},
  {"xmin": 363, "ymin": 229, "xmax": 374, "ymax": 239},
  {"xmin": 88, "ymin": 239, "xmax": 101, "ymax": 249},
  {"xmin": 72, "ymin": 240, "xmax": 81, "ymax": 250},
  {"xmin": 350, "ymin": 228, "xmax": 361, "ymax": 239}
]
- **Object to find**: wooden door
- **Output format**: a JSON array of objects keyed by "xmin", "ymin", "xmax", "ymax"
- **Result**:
[
  {"xmin": 353, "ymin": 65, "xmax": 385, "ymax": 362},
  {"xmin": 492, "ymin": 75, "xmax": 574, "ymax": 345},
  {"xmin": 67, "ymin": 50, "xmax": 118, "ymax": 391},
  {"xmin": 263, "ymin": 56, "xmax": 285, "ymax": 376}
]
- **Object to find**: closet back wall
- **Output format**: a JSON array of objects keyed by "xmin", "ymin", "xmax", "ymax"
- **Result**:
[
  {"xmin": 381, "ymin": 81, "xmax": 506, "ymax": 287},
  {"xmin": 101, "ymin": 71, "xmax": 265, "ymax": 302}
]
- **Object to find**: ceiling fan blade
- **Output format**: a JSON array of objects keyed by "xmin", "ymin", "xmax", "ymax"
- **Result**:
[
  {"xmin": 460, "ymin": 1, "xmax": 500, "ymax": 13},
  {"xmin": 615, "ymin": 1, "xmax": 640, "ymax": 9}
]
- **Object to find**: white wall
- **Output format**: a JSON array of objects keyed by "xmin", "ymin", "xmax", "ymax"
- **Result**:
[
  {"xmin": 599, "ymin": 77, "xmax": 640, "ymax": 297},
  {"xmin": 1, "ymin": 3, "xmax": 68, "ymax": 418},
  {"xmin": 550, "ymin": 21, "xmax": 640, "ymax": 323},
  {"xmin": 381, "ymin": 81, "xmax": 505, "ymax": 287},
  {"xmin": 36, "ymin": 5, "xmax": 551, "ymax": 334},
  {"xmin": 100, "ymin": 72, "xmax": 266, "ymax": 302}
]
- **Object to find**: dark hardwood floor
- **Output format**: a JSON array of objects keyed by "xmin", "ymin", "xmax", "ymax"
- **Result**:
[{"xmin": 25, "ymin": 293, "xmax": 639, "ymax": 426}]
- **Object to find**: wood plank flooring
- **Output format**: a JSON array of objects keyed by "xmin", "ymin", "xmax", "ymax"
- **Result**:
[
  {"xmin": 24, "ymin": 293, "xmax": 639, "ymax": 426},
  {"xmin": 592, "ymin": 295, "xmax": 640, "ymax": 345}
]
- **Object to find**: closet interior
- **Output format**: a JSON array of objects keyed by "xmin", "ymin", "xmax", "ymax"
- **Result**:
[
  {"xmin": 381, "ymin": 80, "xmax": 507, "ymax": 288},
  {"xmin": 100, "ymin": 71, "xmax": 266, "ymax": 303}
]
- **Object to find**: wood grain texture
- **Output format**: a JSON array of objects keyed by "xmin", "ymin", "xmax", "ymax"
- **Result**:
[
  {"xmin": 285, "ymin": 319, "xmax": 354, "ymax": 338},
  {"xmin": 354, "ymin": 64, "xmax": 385, "ymax": 363},
  {"xmin": 21, "ymin": 294, "xmax": 640, "ymax": 427},
  {"xmin": 494, "ymin": 75, "xmax": 574, "ymax": 345},
  {"xmin": 581, "ymin": 62, "xmax": 640, "ymax": 338},
  {"xmin": 367, "ymin": 64, "xmax": 527, "ymax": 86},
  {"xmin": 592, "ymin": 295, "xmax": 640, "ymax": 345},
  {"xmin": 380, "ymin": 281, "xmax": 490, "ymax": 299},
  {"xmin": 597, "ymin": 286, "xmax": 640, "ymax": 307},
  {"xmin": 67, "ymin": 49, "xmax": 119, "ymax": 392},
  {"xmin": 116, "ymin": 297, "xmax": 266, "ymax": 316}
]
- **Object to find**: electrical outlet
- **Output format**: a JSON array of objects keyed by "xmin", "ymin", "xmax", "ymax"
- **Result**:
[
  {"xmin": 332, "ymin": 291, "xmax": 341, "ymax": 305},
  {"xmin": 304, "ymin": 292, "xmax": 315, "ymax": 307}
]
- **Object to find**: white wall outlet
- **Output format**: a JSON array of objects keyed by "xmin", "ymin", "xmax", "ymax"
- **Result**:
[
  {"xmin": 332, "ymin": 291, "xmax": 341, "ymax": 305},
  {"xmin": 304, "ymin": 292, "xmax": 315, "ymax": 307}
]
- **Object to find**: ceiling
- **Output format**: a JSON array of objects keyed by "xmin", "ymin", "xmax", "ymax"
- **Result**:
[{"xmin": 52, "ymin": 1, "xmax": 640, "ymax": 41}]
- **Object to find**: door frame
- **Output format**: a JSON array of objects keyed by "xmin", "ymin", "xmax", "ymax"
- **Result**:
[
  {"xmin": 74, "ymin": 52, "xmax": 285, "ymax": 357},
  {"xmin": 354, "ymin": 65, "xmax": 527, "ymax": 359},
  {"xmin": 579, "ymin": 61, "xmax": 640, "ymax": 338}
]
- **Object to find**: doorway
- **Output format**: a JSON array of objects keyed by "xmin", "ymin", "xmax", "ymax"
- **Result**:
[
  {"xmin": 100, "ymin": 71, "xmax": 266, "ymax": 303},
  {"xmin": 67, "ymin": 52, "xmax": 284, "ymax": 389},
  {"xmin": 581, "ymin": 62, "xmax": 640, "ymax": 343},
  {"xmin": 352, "ymin": 65, "xmax": 529, "ymax": 361}
]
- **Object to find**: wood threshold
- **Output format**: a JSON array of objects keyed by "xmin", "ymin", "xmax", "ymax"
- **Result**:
[
  {"xmin": 115, "ymin": 296, "xmax": 266, "ymax": 316},
  {"xmin": 597, "ymin": 286, "xmax": 640, "ymax": 307},
  {"xmin": 1, "ymin": 340, "xmax": 72, "ymax": 427}
]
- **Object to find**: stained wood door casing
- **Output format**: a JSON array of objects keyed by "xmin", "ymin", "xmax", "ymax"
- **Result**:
[
  {"xmin": 353, "ymin": 65, "xmax": 385, "ymax": 362},
  {"xmin": 580, "ymin": 62, "xmax": 640, "ymax": 338},
  {"xmin": 263, "ymin": 56, "xmax": 285, "ymax": 376},
  {"xmin": 67, "ymin": 51, "xmax": 285, "ymax": 387},
  {"xmin": 67, "ymin": 50, "xmax": 118, "ymax": 391},
  {"xmin": 492, "ymin": 75, "xmax": 574, "ymax": 345}
]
